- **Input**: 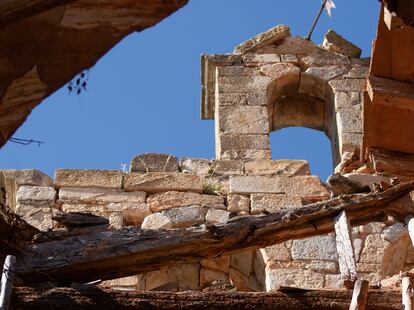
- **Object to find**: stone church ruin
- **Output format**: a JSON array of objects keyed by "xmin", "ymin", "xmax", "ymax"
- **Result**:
[{"xmin": 1, "ymin": 0, "xmax": 414, "ymax": 309}]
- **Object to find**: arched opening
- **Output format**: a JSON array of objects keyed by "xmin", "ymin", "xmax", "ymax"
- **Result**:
[{"xmin": 270, "ymin": 128, "xmax": 333, "ymax": 181}]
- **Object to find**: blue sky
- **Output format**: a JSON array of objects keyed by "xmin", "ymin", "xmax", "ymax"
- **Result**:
[{"xmin": 0, "ymin": 0, "xmax": 380, "ymax": 181}]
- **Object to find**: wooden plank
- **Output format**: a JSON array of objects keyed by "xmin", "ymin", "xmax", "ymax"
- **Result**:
[
  {"xmin": 367, "ymin": 75, "xmax": 414, "ymax": 111},
  {"xmin": 0, "ymin": 255, "xmax": 16, "ymax": 310},
  {"xmin": 402, "ymin": 276, "xmax": 414, "ymax": 310},
  {"xmin": 0, "ymin": 0, "xmax": 78, "ymax": 28},
  {"xmin": 11, "ymin": 287, "xmax": 403, "ymax": 310},
  {"xmin": 15, "ymin": 182, "xmax": 414, "ymax": 285},
  {"xmin": 349, "ymin": 280, "xmax": 369, "ymax": 310},
  {"xmin": 334, "ymin": 211, "xmax": 357, "ymax": 287}
]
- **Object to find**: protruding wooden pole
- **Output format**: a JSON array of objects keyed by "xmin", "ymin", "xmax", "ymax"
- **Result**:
[
  {"xmin": 335, "ymin": 211, "xmax": 357, "ymax": 288},
  {"xmin": 406, "ymin": 216, "xmax": 414, "ymax": 246},
  {"xmin": 402, "ymin": 277, "xmax": 414, "ymax": 310},
  {"xmin": 0, "ymin": 255, "xmax": 16, "ymax": 310},
  {"xmin": 349, "ymin": 279, "xmax": 368, "ymax": 310}
]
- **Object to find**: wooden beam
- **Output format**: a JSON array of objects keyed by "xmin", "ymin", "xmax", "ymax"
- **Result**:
[
  {"xmin": 334, "ymin": 211, "xmax": 357, "ymax": 288},
  {"xmin": 402, "ymin": 277, "xmax": 414, "ymax": 310},
  {"xmin": 11, "ymin": 287, "xmax": 403, "ymax": 310},
  {"xmin": 367, "ymin": 76, "xmax": 414, "ymax": 111},
  {"xmin": 0, "ymin": 255, "xmax": 16, "ymax": 310},
  {"xmin": 349, "ymin": 280, "xmax": 369, "ymax": 310},
  {"xmin": 15, "ymin": 182, "xmax": 414, "ymax": 285},
  {"xmin": 0, "ymin": 0, "xmax": 78, "ymax": 29}
]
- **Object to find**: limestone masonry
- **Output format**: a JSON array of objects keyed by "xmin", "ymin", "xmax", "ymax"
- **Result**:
[{"xmin": 2, "ymin": 24, "xmax": 414, "ymax": 293}]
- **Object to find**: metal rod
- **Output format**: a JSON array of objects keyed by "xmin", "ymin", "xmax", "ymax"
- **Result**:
[
  {"xmin": 305, "ymin": 0, "xmax": 329, "ymax": 41},
  {"xmin": 0, "ymin": 255, "xmax": 16, "ymax": 310}
]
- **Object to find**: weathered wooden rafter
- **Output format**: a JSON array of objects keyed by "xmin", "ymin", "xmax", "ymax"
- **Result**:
[{"xmin": 15, "ymin": 182, "xmax": 414, "ymax": 285}]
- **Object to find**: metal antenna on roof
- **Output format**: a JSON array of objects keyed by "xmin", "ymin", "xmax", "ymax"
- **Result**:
[{"xmin": 305, "ymin": 0, "xmax": 334, "ymax": 41}]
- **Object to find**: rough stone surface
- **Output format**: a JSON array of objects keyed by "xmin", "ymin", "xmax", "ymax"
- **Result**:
[
  {"xmin": 58, "ymin": 187, "xmax": 146, "ymax": 205},
  {"xmin": 1, "ymin": 169, "xmax": 53, "ymax": 187},
  {"xmin": 227, "ymin": 195, "xmax": 250, "ymax": 213},
  {"xmin": 108, "ymin": 203, "xmax": 152, "ymax": 226},
  {"xmin": 230, "ymin": 251, "xmax": 254, "ymax": 276},
  {"xmin": 144, "ymin": 264, "xmax": 199, "ymax": 291},
  {"xmin": 244, "ymin": 160, "xmax": 310, "ymax": 176},
  {"xmin": 328, "ymin": 79, "xmax": 366, "ymax": 93},
  {"xmin": 322, "ymin": 29, "xmax": 362, "ymax": 58},
  {"xmin": 130, "ymin": 153, "xmax": 179, "ymax": 173},
  {"xmin": 251, "ymin": 194, "xmax": 302, "ymax": 214},
  {"xmin": 15, "ymin": 205, "xmax": 55, "ymax": 232},
  {"xmin": 200, "ymin": 268, "xmax": 229, "ymax": 287},
  {"xmin": 234, "ymin": 24, "xmax": 290, "ymax": 54},
  {"xmin": 359, "ymin": 234, "xmax": 389, "ymax": 265},
  {"xmin": 265, "ymin": 268, "xmax": 325, "ymax": 291},
  {"xmin": 16, "ymin": 186, "xmax": 56, "ymax": 207},
  {"xmin": 162, "ymin": 205, "xmax": 206, "ymax": 228},
  {"xmin": 292, "ymin": 234, "xmax": 337, "ymax": 261},
  {"xmin": 179, "ymin": 158, "xmax": 211, "ymax": 175},
  {"xmin": 147, "ymin": 191, "xmax": 225, "ymax": 212},
  {"xmin": 206, "ymin": 209, "xmax": 231, "ymax": 224},
  {"xmin": 141, "ymin": 213, "xmax": 173, "ymax": 230},
  {"xmin": 218, "ymin": 106, "xmax": 269, "ymax": 134},
  {"xmin": 230, "ymin": 175, "xmax": 329, "ymax": 201},
  {"xmin": 124, "ymin": 173, "xmax": 203, "ymax": 193},
  {"xmin": 343, "ymin": 173, "xmax": 391, "ymax": 191},
  {"xmin": 54, "ymin": 169, "xmax": 123, "ymax": 189},
  {"xmin": 260, "ymin": 243, "xmax": 291, "ymax": 263},
  {"xmin": 210, "ymin": 160, "xmax": 244, "ymax": 176},
  {"xmin": 200, "ymin": 256, "xmax": 231, "ymax": 273}
]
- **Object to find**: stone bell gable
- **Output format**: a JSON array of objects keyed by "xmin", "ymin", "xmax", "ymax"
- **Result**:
[{"xmin": 201, "ymin": 25, "xmax": 368, "ymax": 168}]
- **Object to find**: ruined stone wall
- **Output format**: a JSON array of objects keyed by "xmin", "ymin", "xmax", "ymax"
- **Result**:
[{"xmin": 3, "ymin": 152, "xmax": 413, "ymax": 291}]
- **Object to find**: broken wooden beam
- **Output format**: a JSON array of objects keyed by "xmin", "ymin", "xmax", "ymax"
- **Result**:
[
  {"xmin": 11, "ymin": 287, "xmax": 403, "ymax": 310},
  {"xmin": 334, "ymin": 211, "xmax": 357, "ymax": 288},
  {"xmin": 15, "ymin": 182, "xmax": 414, "ymax": 285},
  {"xmin": 349, "ymin": 280, "xmax": 369, "ymax": 310}
]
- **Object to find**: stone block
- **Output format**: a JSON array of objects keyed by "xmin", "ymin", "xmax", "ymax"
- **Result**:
[
  {"xmin": 130, "ymin": 153, "xmax": 179, "ymax": 173},
  {"xmin": 229, "ymin": 267, "xmax": 261, "ymax": 292},
  {"xmin": 206, "ymin": 208, "xmax": 231, "ymax": 224},
  {"xmin": 359, "ymin": 222, "xmax": 385, "ymax": 235},
  {"xmin": 54, "ymin": 169, "xmax": 123, "ymax": 189},
  {"xmin": 218, "ymin": 106, "xmax": 269, "ymax": 134},
  {"xmin": 265, "ymin": 268, "xmax": 325, "ymax": 291},
  {"xmin": 299, "ymin": 65, "xmax": 350, "ymax": 99},
  {"xmin": 219, "ymin": 134, "xmax": 270, "ymax": 151},
  {"xmin": 382, "ymin": 235, "xmax": 408, "ymax": 276},
  {"xmin": 230, "ymin": 175, "xmax": 329, "ymax": 201},
  {"xmin": 291, "ymin": 234, "xmax": 337, "ymax": 261},
  {"xmin": 359, "ymin": 234, "xmax": 389, "ymax": 264},
  {"xmin": 325, "ymin": 274, "xmax": 344, "ymax": 289},
  {"xmin": 15, "ymin": 205, "xmax": 54, "ymax": 231},
  {"xmin": 124, "ymin": 173, "xmax": 203, "ymax": 193},
  {"xmin": 343, "ymin": 66, "xmax": 369, "ymax": 79},
  {"xmin": 179, "ymin": 158, "xmax": 211, "ymax": 176},
  {"xmin": 162, "ymin": 205, "xmax": 206, "ymax": 228},
  {"xmin": 144, "ymin": 264, "xmax": 199, "ymax": 291},
  {"xmin": 242, "ymin": 54, "xmax": 281, "ymax": 64},
  {"xmin": 234, "ymin": 24, "xmax": 290, "ymax": 54},
  {"xmin": 201, "ymin": 256, "xmax": 231, "ymax": 273},
  {"xmin": 220, "ymin": 149, "xmax": 272, "ymax": 161},
  {"xmin": 334, "ymin": 91, "xmax": 361, "ymax": 111},
  {"xmin": 217, "ymin": 92, "xmax": 267, "ymax": 106},
  {"xmin": 338, "ymin": 133, "xmax": 363, "ymax": 154},
  {"xmin": 16, "ymin": 186, "xmax": 56, "ymax": 207},
  {"xmin": 59, "ymin": 187, "xmax": 146, "ymax": 205},
  {"xmin": 344, "ymin": 173, "xmax": 391, "ymax": 191},
  {"xmin": 251, "ymin": 194, "xmax": 302, "ymax": 214},
  {"xmin": 141, "ymin": 213, "xmax": 173, "ymax": 230},
  {"xmin": 273, "ymin": 36, "xmax": 321, "ymax": 56},
  {"xmin": 304, "ymin": 260, "xmax": 337, "ymax": 273},
  {"xmin": 218, "ymin": 76, "xmax": 272, "ymax": 93},
  {"xmin": 1, "ymin": 169, "xmax": 53, "ymax": 187},
  {"xmin": 217, "ymin": 66, "xmax": 260, "ymax": 76},
  {"xmin": 200, "ymin": 267, "xmax": 229, "ymax": 287},
  {"xmin": 102, "ymin": 275, "xmax": 140, "ymax": 289},
  {"xmin": 244, "ymin": 160, "xmax": 310, "ymax": 176},
  {"xmin": 322, "ymin": 29, "xmax": 362, "ymax": 58},
  {"xmin": 230, "ymin": 251, "xmax": 254, "ymax": 276},
  {"xmin": 336, "ymin": 109, "xmax": 362, "ymax": 133},
  {"xmin": 147, "ymin": 191, "xmax": 225, "ymax": 212},
  {"xmin": 328, "ymin": 79, "xmax": 366, "ymax": 92},
  {"xmin": 253, "ymin": 250, "xmax": 266, "ymax": 286},
  {"xmin": 108, "ymin": 212, "xmax": 123, "ymax": 229},
  {"xmin": 107, "ymin": 203, "xmax": 152, "ymax": 226},
  {"xmin": 260, "ymin": 243, "xmax": 291, "ymax": 263},
  {"xmin": 281, "ymin": 54, "xmax": 299, "ymax": 64},
  {"xmin": 227, "ymin": 194, "xmax": 250, "ymax": 213},
  {"xmin": 210, "ymin": 160, "xmax": 244, "ymax": 176},
  {"xmin": 300, "ymin": 55, "xmax": 350, "ymax": 68}
]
